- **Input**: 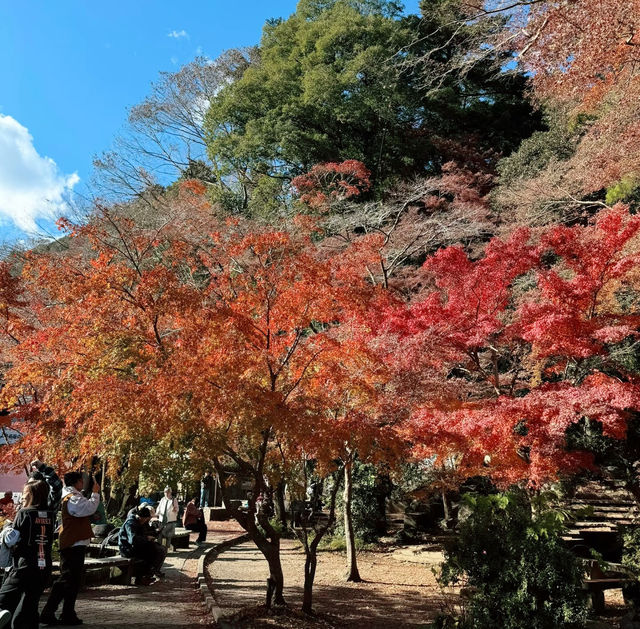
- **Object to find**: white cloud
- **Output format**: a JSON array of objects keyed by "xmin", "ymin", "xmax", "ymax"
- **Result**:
[
  {"xmin": 0, "ymin": 114, "xmax": 79, "ymax": 231},
  {"xmin": 168, "ymin": 29, "xmax": 189, "ymax": 39}
]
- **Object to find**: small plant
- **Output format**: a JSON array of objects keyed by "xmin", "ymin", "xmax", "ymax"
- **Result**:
[{"xmin": 107, "ymin": 515, "xmax": 124, "ymax": 529}]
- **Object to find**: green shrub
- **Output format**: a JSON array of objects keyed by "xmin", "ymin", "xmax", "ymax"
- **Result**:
[
  {"xmin": 606, "ymin": 175, "xmax": 640, "ymax": 205},
  {"xmin": 621, "ymin": 526, "xmax": 640, "ymax": 607},
  {"xmin": 438, "ymin": 491, "xmax": 588, "ymax": 629},
  {"xmin": 107, "ymin": 514, "xmax": 124, "ymax": 529},
  {"xmin": 622, "ymin": 525, "xmax": 640, "ymax": 575},
  {"xmin": 318, "ymin": 531, "xmax": 375, "ymax": 552},
  {"xmin": 333, "ymin": 461, "xmax": 388, "ymax": 544}
]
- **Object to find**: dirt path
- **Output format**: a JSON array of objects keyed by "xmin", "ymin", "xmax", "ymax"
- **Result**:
[
  {"xmin": 207, "ymin": 539, "xmax": 454, "ymax": 628},
  {"xmin": 63, "ymin": 521, "xmax": 245, "ymax": 628}
]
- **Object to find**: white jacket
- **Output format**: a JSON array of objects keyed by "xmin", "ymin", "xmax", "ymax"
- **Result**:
[
  {"xmin": 156, "ymin": 496, "xmax": 178, "ymax": 524},
  {"xmin": 62, "ymin": 486, "xmax": 100, "ymax": 546},
  {"xmin": 0, "ymin": 521, "xmax": 19, "ymax": 569}
]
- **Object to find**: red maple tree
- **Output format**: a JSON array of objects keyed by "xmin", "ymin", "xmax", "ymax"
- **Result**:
[{"xmin": 385, "ymin": 205, "xmax": 640, "ymax": 487}]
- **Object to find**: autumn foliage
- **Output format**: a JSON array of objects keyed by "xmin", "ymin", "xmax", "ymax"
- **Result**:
[
  {"xmin": 385, "ymin": 205, "xmax": 640, "ymax": 485},
  {"xmin": 3, "ymin": 2, "xmax": 640, "ymax": 616},
  {"xmin": 292, "ymin": 160, "xmax": 372, "ymax": 211}
]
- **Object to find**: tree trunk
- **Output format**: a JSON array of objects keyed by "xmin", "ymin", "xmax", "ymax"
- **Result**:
[
  {"xmin": 297, "ymin": 467, "xmax": 343, "ymax": 615},
  {"xmin": 442, "ymin": 489, "xmax": 453, "ymax": 526},
  {"xmin": 213, "ymin": 456, "xmax": 286, "ymax": 607},
  {"xmin": 374, "ymin": 471, "xmax": 391, "ymax": 536},
  {"xmin": 119, "ymin": 483, "xmax": 138, "ymax": 518},
  {"xmin": 275, "ymin": 480, "xmax": 287, "ymax": 529},
  {"xmin": 302, "ymin": 550, "xmax": 317, "ymax": 614},
  {"xmin": 344, "ymin": 461, "xmax": 362, "ymax": 582},
  {"xmin": 262, "ymin": 540, "xmax": 286, "ymax": 607}
]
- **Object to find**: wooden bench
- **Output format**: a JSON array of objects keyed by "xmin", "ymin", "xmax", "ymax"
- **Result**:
[
  {"xmin": 171, "ymin": 527, "xmax": 191, "ymax": 550},
  {"xmin": 52, "ymin": 555, "xmax": 134, "ymax": 587},
  {"xmin": 582, "ymin": 559, "xmax": 636, "ymax": 613}
]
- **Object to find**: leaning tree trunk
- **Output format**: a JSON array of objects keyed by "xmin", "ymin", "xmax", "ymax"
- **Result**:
[
  {"xmin": 213, "ymin": 455, "xmax": 286, "ymax": 608},
  {"xmin": 344, "ymin": 460, "xmax": 362, "ymax": 582}
]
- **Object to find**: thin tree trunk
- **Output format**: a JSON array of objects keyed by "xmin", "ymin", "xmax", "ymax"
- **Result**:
[
  {"xmin": 442, "ymin": 489, "xmax": 450, "ymax": 522},
  {"xmin": 118, "ymin": 482, "xmax": 138, "ymax": 518},
  {"xmin": 344, "ymin": 461, "xmax": 362, "ymax": 582},
  {"xmin": 298, "ymin": 468, "xmax": 343, "ymax": 615},
  {"xmin": 302, "ymin": 551, "xmax": 317, "ymax": 614},
  {"xmin": 275, "ymin": 480, "xmax": 287, "ymax": 529}
]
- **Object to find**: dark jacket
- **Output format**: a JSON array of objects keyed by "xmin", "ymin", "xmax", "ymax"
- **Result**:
[
  {"xmin": 30, "ymin": 464, "xmax": 63, "ymax": 512},
  {"xmin": 200, "ymin": 474, "xmax": 214, "ymax": 492},
  {"xmin": 118, "ymin": 515, "xmax": 150, "ymax": 558},
  {"xmin": 11, "ymin": 506, "xmax": 55, "ymax": 573}
]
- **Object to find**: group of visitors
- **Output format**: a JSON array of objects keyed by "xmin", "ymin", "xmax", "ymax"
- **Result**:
[
  {"xmin": 0, "ymin": 462, "xmax": 90, "ymax": 628},
  {"xmin": 0, "ymin": 462, "xmax": 212, "ymax": 628}
]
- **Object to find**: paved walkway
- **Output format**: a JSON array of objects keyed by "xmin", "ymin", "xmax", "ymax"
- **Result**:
[{"xmin": 51, "ymin": 521, "xmax": 245, "ymax": 629}]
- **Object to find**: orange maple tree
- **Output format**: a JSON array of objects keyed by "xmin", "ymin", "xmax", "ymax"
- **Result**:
[{"xmin": 0, "ymin": 185, "xmax": 394, "ymax": 609}]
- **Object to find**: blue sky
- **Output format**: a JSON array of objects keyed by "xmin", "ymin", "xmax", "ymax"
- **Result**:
[{"xmin": 0, "ymin": 1, "xmax": 420, "ymax": 242}]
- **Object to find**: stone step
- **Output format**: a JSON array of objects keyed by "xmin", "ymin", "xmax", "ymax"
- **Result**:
[{"xmin": 567, "ymin": 520, "xmax": 629, "ymax": 529}]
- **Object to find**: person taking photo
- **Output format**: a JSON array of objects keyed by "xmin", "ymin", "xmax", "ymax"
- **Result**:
[{"xmin": 40, "ymin": 472, "xmax": 100, "ymax": 626}]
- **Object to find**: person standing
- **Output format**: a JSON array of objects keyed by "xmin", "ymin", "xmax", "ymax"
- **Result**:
[
  {"xmin": 29, "ymin": 460, "xmax": 62, "ymax": 512},
  {"xmin": 200, "ymin": 471, "xmax": 213, "ymax": 508},
  {"xmin": 182, "ymin": 497, "xmax": 207, "ymax": 544},
  {"xmin": 155, "ymin": 487, "xmax": 178, "ymax": 550},
  {"xmin": 0, "ymin": 479, "xmax": 55, "ymax": 629},
  {"xmin": 40, "ymin": 472, "xmax": 100, "ymax": 626}
]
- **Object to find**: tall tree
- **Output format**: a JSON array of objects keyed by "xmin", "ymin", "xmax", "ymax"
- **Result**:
[
  {"xmin": 0, "ymin": 185, "xmax": 393, "ymax": 609},
  {"xmin": 483, "ymin": 0, "xmax": 640, "ymax": 222},
  {"xmin": 204, "ymin": 0, "xmax": 538, "ymax": 201},
  {"xmin": 93, "ymin": 51, "xmax": 256, "ymax": 200}
]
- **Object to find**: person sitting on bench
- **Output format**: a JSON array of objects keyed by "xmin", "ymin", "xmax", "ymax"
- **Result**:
[
  {"xmin": 118, "ymin": 507, "xmax": 166, "ymax": 585},
  {"xmin": 182, "ymin": 497, "xmax": 207, "ymax": 544}
]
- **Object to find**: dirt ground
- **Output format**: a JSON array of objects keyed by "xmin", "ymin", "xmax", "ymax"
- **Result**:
[
  {"xmin": 207, "ymin": 539, "xmax": 456, "ymax": 628},
  {"xmin": 206, "ymin": 538, "xmax": 637, "ymax": 628}
]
